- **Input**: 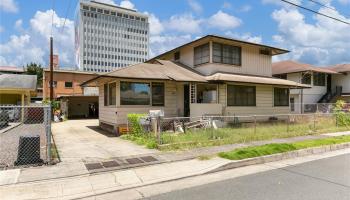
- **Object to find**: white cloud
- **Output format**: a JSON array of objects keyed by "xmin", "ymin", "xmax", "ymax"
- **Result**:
[
  {"xmin": 14, "ymin": 19, "xmax": 23, "ymax": 31},
  {"xmin": 0, "ymin": 26, "xmax": 4, "ymax": 33},
  {"xmin": 225, "ymin": 31, "xmax": 262, "ymax": 44},
  {"xmin": 208, "ymin": 10, "xmax": 242, "ymax": 30},
  {"xmin": 120, "ymin": 0, "xmax": 135, "ymax": 10},
  {"xmin": 149, "ymin": 35, "xmax": 192, "ymax": 58},
  {"xmin": 144, "ymin": 12, "xmax": 164, "ymax": 35},
  {"xmin": 0, "ymin": 9, "xmax": 74, "ymax": 67},
  {"xmin": 0, "ymin": 0, "xmax": 18, "ymax": 13},
  {"xmin": 239, "ymin": 5, "xmax": 252, "ymax": 12},
  {"xmin": 188, "ymin": 0, "xmax": 202, "ymax": 13},
  {"xmin": 271, "ymin": 7, "xmax": 350, "ymax": 65},
  {"xmin": 0, "ymin": 35, "xmax": 45, "ymax": 66},
  {"xmin": 166, "ymin": 14, "xmax": 203, "ymax": 34}
]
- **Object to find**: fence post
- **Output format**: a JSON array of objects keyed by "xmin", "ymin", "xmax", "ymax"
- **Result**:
[
  {"xmin": 313, "ymin": 113, "xmax": 316, "ymax": 131},
  {"xmin": 210, "ymin": 117, "xmax": 214, "ymax": 139},
  {"xmin": 157, "ymin": 116, "xmax": 162, "ymax": 145},
  {"xmin": 254, "ymin": 115, "xmax": 257, "ymax": 134},
  {"xmin": 46, "ymin": 105, "xmax": 52, "ymax": 164},
  {"xmin": 287, "ymin": 114, "xmax": 290, "ymax": 133},
  {"xmin": 335, "ymin": 113, "xmax": 338, "ymax": 127}
]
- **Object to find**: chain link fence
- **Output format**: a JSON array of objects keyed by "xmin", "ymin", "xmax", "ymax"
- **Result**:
[
  {"xmin": 0, "ymin": 105, "xmax": 52, "ymax": 169},
  {"xmin": 126, "ymin": 112, "xmax": 350, "ymax": 150},
  {"xmin": 291, "ymin": 103, "xmax": 350, "ymax": 113}
]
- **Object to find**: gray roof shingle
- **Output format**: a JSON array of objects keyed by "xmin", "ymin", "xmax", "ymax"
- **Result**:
[{"xmin": 0, "ymin": 74, "xmax": 37, "ymax": 90}]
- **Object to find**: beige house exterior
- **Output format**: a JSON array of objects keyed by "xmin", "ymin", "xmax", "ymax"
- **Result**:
[
  {"xmin": 328, "ymin": 64, "xmax": 350, "ymax": 102},
  {"xmin": 272, "ymin": 60, "xmax": 338, "ymax": 113},
  {"xmin": 83, "ymin": 35, "xmax": 308, "ymax": 134},
  {"xmin": 0, "ymin": 74, "xmax": 37, "ymax": 106}
]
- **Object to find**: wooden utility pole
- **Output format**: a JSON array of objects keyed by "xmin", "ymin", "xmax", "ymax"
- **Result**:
[{"xmin": 50, "ymin": 37, "xmax": 53, "ymax": 102}]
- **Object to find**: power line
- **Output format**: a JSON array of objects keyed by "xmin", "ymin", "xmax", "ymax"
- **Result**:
[
  {"xmin": 280, "ymin": 0, "xmax": 350, "ymax": 25},
  {"xmin": 61, "ymin": 0, "xmax": 74, "ymax": 34},
  {"xmin": 307, "ymin": 0, "xmax": 350, "ymax": 17}
]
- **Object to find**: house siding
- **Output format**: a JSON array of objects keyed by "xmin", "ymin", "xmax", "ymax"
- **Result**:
[
  {"xmin": 158, "ymin": 38, "xmax": 272, "ymax": 77},
  {"xmin": 223, "ymin": 83, "xmax": 290, "ymax": 116},
  {"xmin": 287, "ymin": 72, "xmax": 328, "ymax": 104},
  {"xmin": 98, "ymin": 79, "xmax": 179, "ymax": 129}
]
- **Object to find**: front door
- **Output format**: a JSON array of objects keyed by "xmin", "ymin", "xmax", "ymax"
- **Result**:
[
  {"xmin": 290, "ymin": 97, "xmax": 295, "ymax": 112},
  {"xmin": 184, "ymin": 84, "xmax": 190, "ymax": 117}
]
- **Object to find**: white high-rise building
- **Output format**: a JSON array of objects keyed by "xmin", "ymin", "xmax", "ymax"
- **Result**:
[{"xmin": 75, "ymin": 1, "xmax": 149, "ymax": 72}]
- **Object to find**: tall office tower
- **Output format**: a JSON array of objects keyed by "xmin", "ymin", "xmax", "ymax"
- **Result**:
[{"xmin": 75, "ymin": 0, "xmax": 149, "ymax": 72}]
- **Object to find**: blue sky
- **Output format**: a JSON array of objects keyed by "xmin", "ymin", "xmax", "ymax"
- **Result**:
[{"xmin": 0, "ymin": 0, "xmax": 350, "ymax": 68}]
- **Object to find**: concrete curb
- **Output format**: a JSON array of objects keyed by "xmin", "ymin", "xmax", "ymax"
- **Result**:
[
  {"xmin": 74, "ymin": 142, "xmax": 350, "ymax": 200},
  {"xmin": 207, "ymin": 142, "xmax": 350, "ymax": 174}
]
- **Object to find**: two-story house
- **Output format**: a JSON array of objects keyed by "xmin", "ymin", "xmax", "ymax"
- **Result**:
[
  {"xmin": 272, "ymin": 60, "xmax": 338, "ymax": 113},
  {"xmin": 82, "ymin": 35, "xmax": 308, "ymax": 133}
]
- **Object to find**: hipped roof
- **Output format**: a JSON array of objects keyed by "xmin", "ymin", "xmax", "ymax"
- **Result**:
[
  {"xmin": 206, "ymin": 73, "xmax": 310, "ymax": 88},
  {"xmin": 272, "ymin": 60, "xmax": 337, "ymax": 75},
  {"xmin": 82, "ymin": 60, "xmax": 308, "ymax": 88},
  {"xmin": 328, "ymin": 64, "xmax": 350, "ymax": 73}
]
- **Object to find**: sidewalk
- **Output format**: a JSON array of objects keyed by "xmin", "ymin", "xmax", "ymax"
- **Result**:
[{"xmin": 0, "ymin": 131, "xmax": 350, "ymax": 200}]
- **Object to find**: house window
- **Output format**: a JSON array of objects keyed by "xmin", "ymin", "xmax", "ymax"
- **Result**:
[
  {"xmin": 274, "ymin": 88, "xmax": 289, "ymax": 106},
  {"xmin": 152, "ymin": 82, "xmax": 165, "ymax": 106},
  {"xmin": 227, "ymin": 85, "xmax": 256, "ymax": 106},
  {"xmin": 103, "ymin": 83, "xmax": 116, "ymax": 106},
  {"xmin": 65, "ymin": 82, "xmax": 73, "ymax": 88},
  {"xmin": 120, "ymin": 82, "xmax": 150, "ymax": 105},
  {"xmin": 196, "ymin": 84, "xmax": 217, "ymax": 103},
  {"xmin": 49, "ymin": 81, "xmax": 57, "ymax": 88},
  {"xmin": 313, "ymin": 72, "xmax": 326, "ymax": 86},
  {"xmin": 301, "ymin": 72, "xmax": 311, "ymax": 85},
  {"xmin": 213, "ymin": 42, "xmax": 241, "ymax": 66},
  {"xmin": 108, "ymin": 82, "xmax": 116, "ymax": 106},
  {"xmin": 104, "ymin": 84, "xmax": 108, "ymax": 106},
  {"xmin": 194, "ymin": 43, "xmax": 209, "ymax": 66},
  {"xmin": 174, "ymin": 51, "xmax": 180, "ymax": 61},
  {"xmin": 290, "ymin": 97, "xmax": 295, "ymax": 112}
]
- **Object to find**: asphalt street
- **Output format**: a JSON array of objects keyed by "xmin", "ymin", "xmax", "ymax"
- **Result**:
[{"xmin": 145, "ymin": 153, "xmax": 350, "ymax": 200}]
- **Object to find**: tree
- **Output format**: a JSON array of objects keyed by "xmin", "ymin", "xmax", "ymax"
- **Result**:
[{"xmin": 25, "ymin": 63, "xmax": 43, "ymax": 87}]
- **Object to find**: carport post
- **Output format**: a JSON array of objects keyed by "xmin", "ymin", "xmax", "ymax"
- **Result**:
[{"xmin": 21, "ymin": 93, "xmax": 25, "ymax": 122}]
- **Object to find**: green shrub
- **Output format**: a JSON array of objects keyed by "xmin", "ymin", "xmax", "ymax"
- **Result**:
[
  {"xmin": 334, "ymin": 100, "xmax": 350, "ymax": 126},
  {"xmin": 127, "ymin": 113, "xmax": 147, "ymax": 136}
]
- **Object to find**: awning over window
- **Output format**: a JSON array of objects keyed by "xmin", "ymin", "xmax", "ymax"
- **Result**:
[{"xmin": 206, "ymin": 73, "xmax": 310, "ymax": 88}]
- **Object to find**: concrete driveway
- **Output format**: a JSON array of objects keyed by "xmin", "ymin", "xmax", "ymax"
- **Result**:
[{"xmin": 52, "ymin": 119, "xmax": 157, "ymax": 163}]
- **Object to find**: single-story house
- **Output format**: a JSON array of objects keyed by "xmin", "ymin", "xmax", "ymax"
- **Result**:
[{"xmin": 0, "ymin": 74, "xmax": 37, "ymax": 106}]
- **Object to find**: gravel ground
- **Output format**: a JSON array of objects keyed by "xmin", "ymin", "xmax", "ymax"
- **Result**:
[{"xmin": 0, "ymin": 123, "xmax": 48, "ymax": 168}]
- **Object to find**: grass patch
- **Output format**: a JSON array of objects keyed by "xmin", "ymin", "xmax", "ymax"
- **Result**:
[
  {"xmin": 159, "ymin": 116, "xmax": 349, "ymax": 151},
  {"xmin": 218, "ymin": 135, "xmax": 350, "ymax": 160},
  {"xmin": 197, "ymin": 155, "xmax": 214, "ymax": 160},
  {"xmin": 50, "ymin": 143, "xmax": 60, "ymax": 161},
  {"xmin": 120, "ymin": 134, "xmax": 158, "ymax": 149}
]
